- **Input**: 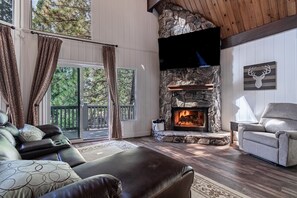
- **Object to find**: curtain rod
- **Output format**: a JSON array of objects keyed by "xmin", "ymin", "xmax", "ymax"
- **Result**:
[
  {"xmin": 30, "ymin": 30, "xmax": 118, "ymax": 48},
  {"xmin": 0, "ymin": 22, "xmax": 15, "ymax": 30}
]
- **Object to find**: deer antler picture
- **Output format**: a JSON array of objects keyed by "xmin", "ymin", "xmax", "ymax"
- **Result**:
[
  {"xmin": 244, "ymin": 62, "xmax": 276, "ymax": 90},
  {"xmin": 248, "ymin": 65, "xmax": 271, "ymax": 88}
]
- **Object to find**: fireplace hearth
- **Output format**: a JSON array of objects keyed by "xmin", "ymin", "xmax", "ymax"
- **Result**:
[{"xmin": 172, "ymin": 107, "xmax": 208, "ymax": 132}]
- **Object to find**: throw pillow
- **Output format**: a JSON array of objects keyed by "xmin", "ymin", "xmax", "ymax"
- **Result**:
[
  {"xmin": 0, "ymin": 160, "xmax": 82, "ymax": 198},
  {"xmin": 19, "ymin": 124, "xmax": 46, "ymax": 142}
]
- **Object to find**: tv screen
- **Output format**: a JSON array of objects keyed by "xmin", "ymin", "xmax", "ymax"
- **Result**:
[{"xmin": 158, "ymin": 27, "xmax": 221, "ymax": 70}]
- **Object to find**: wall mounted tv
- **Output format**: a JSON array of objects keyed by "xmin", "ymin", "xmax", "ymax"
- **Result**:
[{"xmin": 158, "ymin": 27, "xmax": 221, "ymax": 71}]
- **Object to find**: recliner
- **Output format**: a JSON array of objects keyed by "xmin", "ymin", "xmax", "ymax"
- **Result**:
[
  {"xmin": 0, "ymin": 110, "xmax": 86, "ymax": 167},
  {"xmin": 239, "ymin": 103, "xmax": 297, "ymax": 167}
]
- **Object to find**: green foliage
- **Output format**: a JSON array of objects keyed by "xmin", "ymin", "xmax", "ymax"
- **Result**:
[
  {"xmin": 51, "ymin": 67, "xmax": 78, "ymax": 106},
  {"xmin": 51, "ymin": 67, "xmax": 135, "ymax": 107},
  {"xmin": 83, "ymin": 68, "xmax": 108, "ymax": 105},
  {"xmin": 31, "ymin": 0, "xmax": 91, "ymax": 39},
  {"xmin": 0, "ymin": 0, "xmax": 13, "ymax": 23},
  {"xmin": 117, "ymin": 69, "xmax": 135, "ymax": 105}
]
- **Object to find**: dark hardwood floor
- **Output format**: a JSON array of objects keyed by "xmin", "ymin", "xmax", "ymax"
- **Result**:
[
  {"xmin": 128, "ymin": 138, "xmax": 297, "ymax": 198},
  {"xmin": 75, "ymin": 137, "xmax": 297, "ymax": 198}
]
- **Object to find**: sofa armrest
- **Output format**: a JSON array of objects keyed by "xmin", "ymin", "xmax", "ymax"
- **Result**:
[
  {"xmin": 40, "ymin": 174, "xmax": 122, "ymax": 198},
  {"xmin": 238, "ymin": 123, "xmax": 266, "ymax": 150},
  {"xmin": 238, "ymin": 123, "xmax": 266, "ymax": 132},
  {"xmin": 36, "ymin": 124, "xmax": 63, "ymax": 137},
  {"xmin": 18, "ymin": 138, "xmax": 54, "ymax": 153},
  {"xmin": 275, "ymin": 130, "xmax": 297, "ymax": 140}
]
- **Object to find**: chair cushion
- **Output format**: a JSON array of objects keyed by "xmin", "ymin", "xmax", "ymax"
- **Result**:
[
  {"xmin": 0, "ymin": 160, "xmax": 81, "ymax": 198},
  {"xmin": 0, "ymin": 111, "xmax": 8, "ymax": 126},
  {"xmin": 243, "ymin": 131, "xmax": 278, "ymax": 148},
  {"xmin": 19, "ymin": 124, "xmax": 46, "ymax": 143},
  {"xmin": 261, "ymin": 118, "xmax": 297, "ymax": 133}
]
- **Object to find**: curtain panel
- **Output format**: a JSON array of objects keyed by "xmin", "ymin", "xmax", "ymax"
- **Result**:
[
  {"xmin": 103, "ymin": 46, "xmax": 122, "ymax": 139},
  {"xmin": 27, "ymin": 36, "xmax": 62, "ymax": 125},
  {"xmin": 0, "ymin": 26, "xmax": 25, "ymax": 128}
]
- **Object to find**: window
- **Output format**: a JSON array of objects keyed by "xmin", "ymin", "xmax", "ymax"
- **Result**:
[
  {"xmin": 0, "ymin": 0, "xmax": 13, "ymax": 24},
  {"xmin": 31, "ymin": 0, "xmax": 91, "ymax": 39},
  {"xmin": 117, "ymin": 69, "xmax": 135, "ymax": 120},
  {"xmin": 50, "ymin": 66, "xmax": 135, "ymax": 140}
]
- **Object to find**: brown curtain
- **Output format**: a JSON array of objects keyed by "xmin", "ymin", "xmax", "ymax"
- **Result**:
[
  {"xmin": 27, "ymin": 36, "xmax": 62, "ymax": 125},
  {"xmin": 0, "ymin": 26, "xmax": 25, "ymax": 128},
  {"xmin": 103, "ymin": 46, "xmax": 122, "ymax": 139}
]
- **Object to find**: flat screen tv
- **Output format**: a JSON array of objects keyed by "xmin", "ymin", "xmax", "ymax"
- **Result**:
[{"xmin": 158, "ymin": 27, "xmax": 221, "ymax": 70}]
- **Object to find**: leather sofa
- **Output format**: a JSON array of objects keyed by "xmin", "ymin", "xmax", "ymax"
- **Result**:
[
  {"xmin": 238, "ymin": 103, "xmax": 297, "ymax": 167},
  {"xmin": 0, "ymin": 111, "xmax": 194, "ymax": 197}
]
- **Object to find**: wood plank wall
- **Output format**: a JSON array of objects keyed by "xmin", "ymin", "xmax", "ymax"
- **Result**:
[
  {"xmin": 6, "ymin": 0, "xmax": 160, "ymax": 139},
  {"xmin": 220, "ymin": 28, "xmax": 297, "ymax": 130}
]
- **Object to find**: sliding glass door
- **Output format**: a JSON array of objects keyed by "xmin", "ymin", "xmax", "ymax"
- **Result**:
[{"xmin": 50, "ymin": 66, "xmax": 109, "ymax": 140}]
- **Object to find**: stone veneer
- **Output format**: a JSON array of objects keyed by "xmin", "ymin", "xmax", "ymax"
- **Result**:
[
  {"xmin": 158, "ymin": 2, "xmax": 215, "ymax": 38},
  {"xmin": 158, "ymin": 2, "xmax": 221, "ymax": 132},
  {"xmin": 160, "ymin": 67, "xmax": 221, "ymax": 132}
]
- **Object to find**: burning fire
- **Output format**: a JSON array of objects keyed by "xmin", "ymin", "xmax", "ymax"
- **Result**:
[{"xmin": 175, "ymin": 110, "xmax": 204, "ymax": 127}]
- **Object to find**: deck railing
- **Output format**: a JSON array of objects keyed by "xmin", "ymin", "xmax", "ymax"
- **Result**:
[{"xmin": 51, "ymin": 104, "xmax": 134, "ymax": 131}]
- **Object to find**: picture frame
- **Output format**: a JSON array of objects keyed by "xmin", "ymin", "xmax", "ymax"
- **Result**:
[{"xmin": 243, "ymin": 61, "xmax": 276, "ymax": 90}]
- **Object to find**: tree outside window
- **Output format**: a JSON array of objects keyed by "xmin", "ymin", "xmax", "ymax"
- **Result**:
[
  {"xmin": 0, "ymin": 0, "xmax": 13, "ymax": 24},
  {"xmin": 31, "ymin": 0, "xmax": 91, "ymax": 39},
  {"xmin": 117, "ymin": 69, "xmax": 135, "ymax": 120}
]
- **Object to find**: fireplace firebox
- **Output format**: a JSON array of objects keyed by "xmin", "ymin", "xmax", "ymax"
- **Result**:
[{"xmin": 171, "ymin": 107, "xmax": 208, "ymax": 132}]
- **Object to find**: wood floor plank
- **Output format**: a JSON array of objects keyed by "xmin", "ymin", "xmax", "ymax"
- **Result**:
[{"xmin": 124, "ymin": 137, "xmax": 297, "ymax": 198}]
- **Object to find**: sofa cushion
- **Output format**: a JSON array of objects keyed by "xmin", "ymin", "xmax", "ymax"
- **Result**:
[
  {"xmin": 0, "ymin": 160, "xmax": 81, "ymax": 198},
  {"xmin": 0, "ymin": 111, "xmax": 8, "ymax": 126},
  {"xmin": 243, "ymin": 131, "xmax": 278, "ymax": 148},
  {"xmin": 3, "ymin": 122, "xmax": 20, "ymax": 137},
  {"xmin": 0, "ymin": 128, "xmax": 17, "ymax": 146},
  {"xmin": 0, "ymin": 134, "xmax": 21, "ymax": 160},
  {"xmin": 35, "ymin": 147, "xmax": 86, "ymax": 168},
  {"xmin": 261, "ymin": 103, "xmax": 297, "ymax": 121},
  {"xmin": 19, "ymin": 124, "xmax": 46, "ymax": 143},
  {"xmin": 261, "ymin": 118, "xmax": 297, "ymax": 133}
]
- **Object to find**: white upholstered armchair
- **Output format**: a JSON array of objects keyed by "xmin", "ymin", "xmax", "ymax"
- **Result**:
[{"xmin": 238, "ymin": 103, "xmax": 297, "ymax": 167}]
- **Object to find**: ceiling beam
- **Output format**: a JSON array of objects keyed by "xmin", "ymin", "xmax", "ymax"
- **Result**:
[
  {"xmin": 147, "ymin": 0, "xmax": 163, "ymax": 12},
  {"xmin": 221, "ymin": 14, "xmax": 297, "ymax": 49}
]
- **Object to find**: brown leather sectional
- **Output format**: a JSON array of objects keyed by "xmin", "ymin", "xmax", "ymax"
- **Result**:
[{"xmin": 0, "ymin": 111, "xmax": 194, "ymax": 198}]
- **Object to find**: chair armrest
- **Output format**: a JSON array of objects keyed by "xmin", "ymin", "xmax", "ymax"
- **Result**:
[
  {"xmin": 275, "ymin": 130, "xmax": 297, "ymax": 140},
  {"xmin": 18, "ymin": 138, "xmax": 54, "ymax": 153},
  {"xmin": 40, "ymin": 174, "xmax": 122, "ymax": 198},
  {"xmin": 36, "ymin": 124, "xmax": 62, "ymax": 137},
  {"xmin": 238, "ymin": 123, "xmax": 266, "ymax": 132}
]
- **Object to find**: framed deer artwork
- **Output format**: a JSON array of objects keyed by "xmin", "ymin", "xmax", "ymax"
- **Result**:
[{"xmin": 244, "ymin": 61, "xmax": 276, "ymax": 90}]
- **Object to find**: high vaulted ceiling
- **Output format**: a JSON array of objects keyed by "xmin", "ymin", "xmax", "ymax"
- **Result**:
[{"xmin": 152, "ymin": 0, "xmax": 297, "ymax": 39}]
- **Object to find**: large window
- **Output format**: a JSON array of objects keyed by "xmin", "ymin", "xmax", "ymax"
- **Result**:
[
  {"xmin": 31, "ymin": 0, "xmax": 91, "ymax": 39},
  {"xmin": 0, "ymin": 0, "xmax": 13, "ymax": 24}
]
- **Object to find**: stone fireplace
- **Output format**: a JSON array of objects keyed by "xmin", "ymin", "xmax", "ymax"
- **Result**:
[
  {"xmin": 158, "ymin": 2, "xmax": 221, "ymax": 133},
  {"xmin": 160, "ymin": 67, "xmax": 221, "ymax": 132},
  {"xmin": 172, "ymin": 107, "xmax": 208, "ymax": 132}
]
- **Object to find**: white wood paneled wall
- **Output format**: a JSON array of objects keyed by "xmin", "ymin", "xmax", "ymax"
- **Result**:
[
  {"xmin": 16, "ymin": 0, "xmax": 159, "ymax": 138},
  {"xmin": 221, "ymin": 28, "xmax": 297, "ymax": 131}
]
